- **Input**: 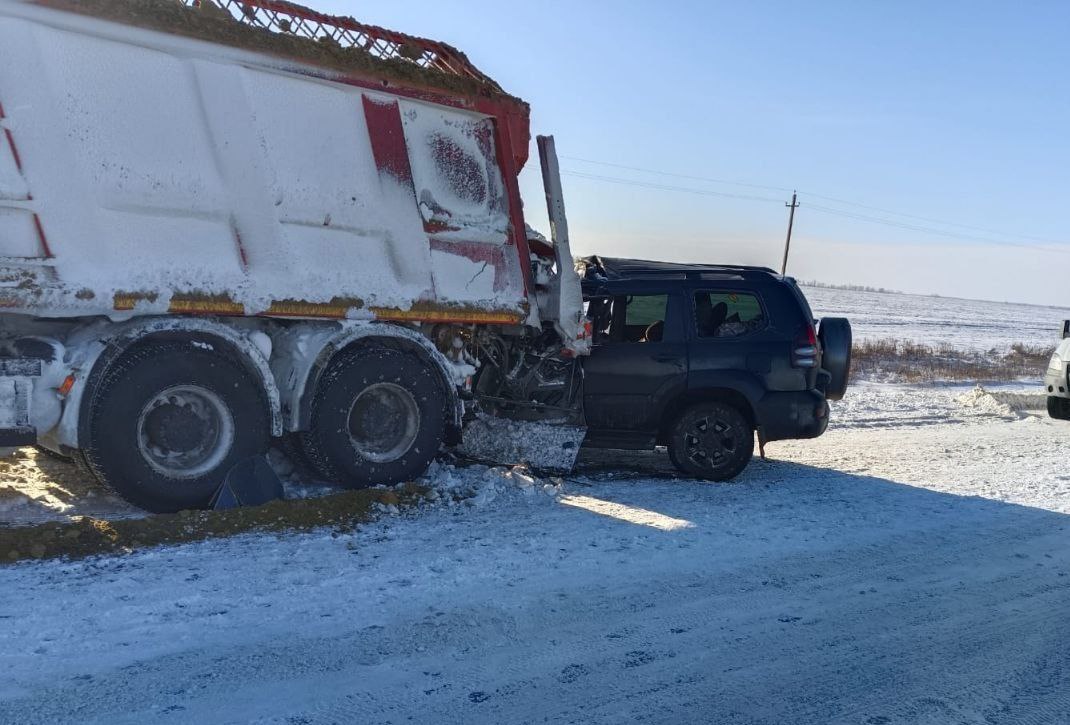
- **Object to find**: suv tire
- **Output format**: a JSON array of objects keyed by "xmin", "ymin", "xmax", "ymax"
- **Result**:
[{"xmin": 667, "ymin": 401, "xmax": 754, "ymax": 481}]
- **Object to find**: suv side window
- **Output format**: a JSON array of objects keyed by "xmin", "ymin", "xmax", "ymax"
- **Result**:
[
  {"xmin": 694, "ymin": 291, "xmax": 765, "ymax": 338},
  {"xmin": 612, "ymin": 294, "xmax": 668, "ymax": 343}
]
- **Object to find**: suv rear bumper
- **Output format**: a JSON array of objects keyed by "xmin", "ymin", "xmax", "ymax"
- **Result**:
[{"xmin": 757, "ymin": 389, "xmax": 829, "ymax": 442}]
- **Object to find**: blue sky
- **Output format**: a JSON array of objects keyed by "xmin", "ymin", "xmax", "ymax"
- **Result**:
[{"xmin": 319, "ymin": 1, "xmax": 1070, "ymax": 305}]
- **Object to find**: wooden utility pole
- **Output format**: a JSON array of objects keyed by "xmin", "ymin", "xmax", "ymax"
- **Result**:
[{"xmin": 781, "ymin": 190, "xmax": 799, "ymax": 275}]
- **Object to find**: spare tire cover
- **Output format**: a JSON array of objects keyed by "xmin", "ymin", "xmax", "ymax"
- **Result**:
[{"xmin": 818, "ymin": 318, "xmax": 852, "ymax": 401}]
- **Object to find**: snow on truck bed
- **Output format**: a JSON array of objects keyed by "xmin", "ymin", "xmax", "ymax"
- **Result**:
[{"xmin": 0, "ymin": 0, "xmax": 528, "ymax": 320}]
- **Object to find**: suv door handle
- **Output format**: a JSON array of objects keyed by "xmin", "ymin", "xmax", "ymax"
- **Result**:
[{"xmin": 653, "ymin": 354, "xmax": 680, "ymax": 363}]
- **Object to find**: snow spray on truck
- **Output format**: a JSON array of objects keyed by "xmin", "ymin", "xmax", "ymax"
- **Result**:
[{"xmin": 0, "ymin": 0, "xmax": 589, "ymax": 512}]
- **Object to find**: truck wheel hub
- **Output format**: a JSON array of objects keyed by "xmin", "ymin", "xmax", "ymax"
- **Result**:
[
  {"xmin": 143, "ymin": 406, "xmax": 203, "ymax": 452},
  {"xmin": 347, "ymin": 383, "xmax": 420, "ymax": 463},
  {"xmin": 137, "ymin": 385, "xmax": 235, "ymax": 478}
]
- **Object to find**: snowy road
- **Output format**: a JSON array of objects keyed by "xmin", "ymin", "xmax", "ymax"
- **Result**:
[{"xmin": 2, "ymin": 384, "xmax": 1070, "ymax": 724}]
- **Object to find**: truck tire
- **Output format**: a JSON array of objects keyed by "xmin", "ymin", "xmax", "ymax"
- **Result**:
[
  {"xmin": 34, "ymin": 445, "xmax": 71, "ymax": 463},
  {"xmin": 667, "ymin": 401, "xmax": 754, "ymax": 481},
  {"xmin": 79, "ymin": 341, "xmax": 271, "ymax": 513},
  {"xmin": 277, "ymin": 432, "xmax": 327, "ymax": 482},
  {"xmin": 300, "ymin": 346, "xmax": 446, "ymax": 487},
  {"xmin": 818, "ymin": 317, "xmax": 852, "ymax": 401}
]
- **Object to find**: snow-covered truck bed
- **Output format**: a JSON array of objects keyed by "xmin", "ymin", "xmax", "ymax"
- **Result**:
[
  {"xmin": 0, "ymin": 0, "xmax": 534, "ymax": 322},
  {"xmin": 0, "ymin": 0, "xmax": 585, "ymax": 513}
]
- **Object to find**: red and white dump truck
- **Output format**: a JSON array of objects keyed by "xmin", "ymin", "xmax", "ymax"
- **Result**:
[{"xmin": 0, "ymin": 0, "xmax": 587, "ymax": 511}]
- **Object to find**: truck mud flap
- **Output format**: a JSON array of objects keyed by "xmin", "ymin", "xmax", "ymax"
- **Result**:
[
  {"xmin": 0, "ymin": 426, "xmax": 35, "ymax": 447},
  {"xmin": 0, "ymin": 355, "xmax": 44, "ymax": 449},
  {"xmin": 457, "ymin": 414, "xmax": 586, "ymax": 474},
  {"xmin": 210, "ymin": 455, "xmax": 284, "ymax": 510}
]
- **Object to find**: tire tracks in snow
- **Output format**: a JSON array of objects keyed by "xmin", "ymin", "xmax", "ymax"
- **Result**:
[{"xmin": 3, "ymin": 502, "xmax": 1068, "ymax": 724}]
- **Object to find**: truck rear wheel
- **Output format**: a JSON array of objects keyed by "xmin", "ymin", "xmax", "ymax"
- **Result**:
[
  {"xmin": 300, "ymin": 347, "xmax": 446, "ymax": 488},
  {"xmin": 667, "ymin": 402, "xmax": 754, "ymax": 481},
  {"xmin": 80, "ymin": 341, "xmax": 271, "ymax": 513}
]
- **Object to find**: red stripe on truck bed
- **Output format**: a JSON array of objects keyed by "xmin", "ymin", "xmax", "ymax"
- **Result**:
[
  {"xmin": 361, "ymin": 95, "xmax": 416, "ymax": 187},
  {"xmin": 32, "ymin": 214, "xmax": 53, "ymax": 259},
  {"xmin": 3, "ymin": 129, "xmax": 22, "ymax": 173}
]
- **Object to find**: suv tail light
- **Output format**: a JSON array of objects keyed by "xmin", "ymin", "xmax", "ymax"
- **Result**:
[{"xmin": 792, "ymin": 324, "xmax": 818, "ymax": 368}]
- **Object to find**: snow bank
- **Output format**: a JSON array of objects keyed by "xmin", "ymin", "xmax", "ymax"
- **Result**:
[
  {"xmin": 957, "ymin": 385, "xmax": 1020, "ymax": 417},
  {"xmin": 957, "ymin": 385, "xmax": 1048, "ymax": 418},
  {"xmin": 417, "ymin": 461, "xmax": 562, "ymax": 510}
]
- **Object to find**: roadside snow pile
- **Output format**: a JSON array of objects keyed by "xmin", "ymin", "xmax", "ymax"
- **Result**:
[
  {"xmin": 270, "ymin": 445, "xmax": 563, "ymax": 513},
  {"xmin": 988, "ymin": 389, "xmax": 1049, "ymax": 415},
  {"xmin": 957, "ymin": 385, "xmax": 1025, "ymax": 418},
  {"xmin": 414, "ymin": 461, "xmax": 562, "ymax": 511}
]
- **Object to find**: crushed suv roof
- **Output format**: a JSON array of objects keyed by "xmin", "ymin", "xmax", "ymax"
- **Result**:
[{"xmin": 581, "ymin": 256, "xmax": 779, "ymax": 280}]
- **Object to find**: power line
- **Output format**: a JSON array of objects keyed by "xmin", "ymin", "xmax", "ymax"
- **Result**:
[
  {"xmin": 560, "ymin": 170, "xmax": 785, "ymax": 204},
  {"xmin": 559, "ymin": 164, "xmax": 1070, "ymax": 251},
  {"xmin": 560, "ymin": 156, "xmax": 793, "ymax": 194},
  {"xmin": 560, "ymin": 155, "xmax": 1066, "ymax": 248},
  {"xmin": 804, "ymin": 203, "xmax": 1069, "ymax": 251},
  {"xmin": 802, "ymin": 191, "xmax": 1068, "ymax": 246}
]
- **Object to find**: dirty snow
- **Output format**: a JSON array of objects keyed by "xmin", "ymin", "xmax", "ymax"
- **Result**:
[{"xmin": 3, "ymin": 381, "xmax": 1070, "ymax": 723}]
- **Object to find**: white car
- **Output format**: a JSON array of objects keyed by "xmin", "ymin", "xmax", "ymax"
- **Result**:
[{"xmin": 1045, "ymin": 322, "xmax": 1070, "ymax": 419}]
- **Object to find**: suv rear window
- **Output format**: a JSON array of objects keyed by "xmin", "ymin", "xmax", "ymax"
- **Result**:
[{"xmin": 694, "ymin": 291, "xmax": 765, "ymax": 338}]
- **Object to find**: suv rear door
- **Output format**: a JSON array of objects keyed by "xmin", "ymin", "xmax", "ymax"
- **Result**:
[
  {"xmin": 582, "ymin": 289, "xmax": 687, "ymax": 443},
  {"xmin": 686, "ymin": 286, "xmax": 786, "ymax": 393}
]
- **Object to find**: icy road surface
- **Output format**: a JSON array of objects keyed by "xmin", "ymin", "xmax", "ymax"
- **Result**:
[{"xmin": 2, "ymin": 384, "xmax": 1070, "ymax": 724}]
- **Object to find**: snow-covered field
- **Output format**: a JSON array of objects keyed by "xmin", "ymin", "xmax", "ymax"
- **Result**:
[
  {"xmin": 803, "ymin": 285, "xmax": 1070, "ymax": 351},
  {"xmin": 3, "ymin": 383, "xmax": 1070, "ymax": 724}
]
